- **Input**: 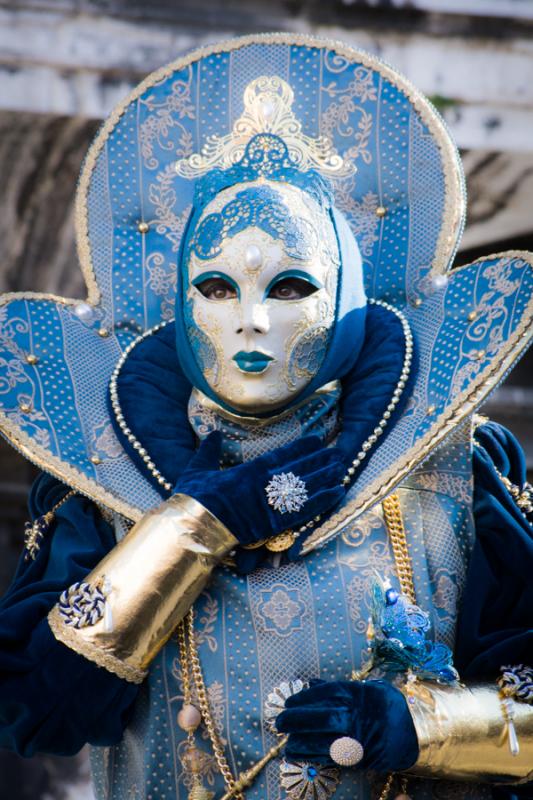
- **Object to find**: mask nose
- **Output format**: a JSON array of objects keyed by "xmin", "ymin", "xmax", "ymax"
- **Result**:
[{"xmin": 235, "ymin": 303, "xmax": 270, "ymax": 336}]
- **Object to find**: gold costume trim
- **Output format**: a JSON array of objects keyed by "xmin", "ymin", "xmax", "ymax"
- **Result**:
[
  {"xmin": 405, "ymin": 682, "xmax": 533, "ymax": 783},
  {"xmin": 47, "ymin": 494, "xmax": 237, "ymax": 682},
  {"xmin": 48, "ymin": 607, "xmax": 146, "ymax": 684}
]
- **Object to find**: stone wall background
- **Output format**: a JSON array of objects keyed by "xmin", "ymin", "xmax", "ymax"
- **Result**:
[{"xmin": 0, "ymin": 1, "xmax": 532, "ymax": 798}]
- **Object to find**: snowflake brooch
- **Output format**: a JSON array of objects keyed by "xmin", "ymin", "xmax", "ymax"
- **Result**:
[{"xmin": 265, "ymin": 472, "xmax": 308, "ymax": 514}]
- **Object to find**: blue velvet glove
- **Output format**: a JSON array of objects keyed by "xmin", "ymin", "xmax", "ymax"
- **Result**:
[
  {"xmin": 276, "ymin": 679, "xmax": 419, "ymax": 771},
  {"xmin": 173, "ymin": 432, "xmax": 346, "ymax": 546}
]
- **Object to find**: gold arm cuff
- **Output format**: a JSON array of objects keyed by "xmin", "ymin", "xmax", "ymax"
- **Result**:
[
  {"xmin": 48, "ymin": 494, "xmax": 237, "ymax": 683},
  {"xmin": 405, "ymin": 682, "xmax": 533, "ymax": 783}
]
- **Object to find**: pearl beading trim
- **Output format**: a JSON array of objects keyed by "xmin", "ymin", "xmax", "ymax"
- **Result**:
[
  {"xmin": 110, "ymin": 321, "xmax": 174, "ymax": 492},
  {"xmin": 109, "ymin": 300, "xmax": 413, "ymax": 525}
]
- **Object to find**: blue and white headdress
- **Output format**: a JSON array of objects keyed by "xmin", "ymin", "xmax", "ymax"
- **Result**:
[{"xmin": 0, "ymin": 34, "xmax": 529, "ymax": 549}]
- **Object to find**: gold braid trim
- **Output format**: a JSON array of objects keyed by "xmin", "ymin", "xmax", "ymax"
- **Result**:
[{"xmin": 48, "ymin": 605, "xmax": 146, "ymax": 684}]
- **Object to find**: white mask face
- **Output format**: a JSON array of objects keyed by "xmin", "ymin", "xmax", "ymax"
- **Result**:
[{"xmin": 184, "ymin": 181, "xmax": 340, "ymax": 413}]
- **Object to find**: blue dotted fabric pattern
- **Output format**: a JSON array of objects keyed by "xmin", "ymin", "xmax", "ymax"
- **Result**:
[{"xmin": 89, "ymin": 423, "xmax": 485, "ymax": 800}]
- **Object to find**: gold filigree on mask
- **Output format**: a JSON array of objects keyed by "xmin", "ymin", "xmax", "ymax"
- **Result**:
[{"xmin": 175, "ymin": 76, "xmax": 355, "ymax": 180}]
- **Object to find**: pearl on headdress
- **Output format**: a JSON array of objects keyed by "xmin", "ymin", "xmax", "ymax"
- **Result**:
[
  {"xmin": 245, "ymin": 244, "xmax": 263, "ymax": 269},
  {"xmin": 431, "ymin": 273, "xmax": 449, "ymax": 291},
  {"xmin": 261, "ymin": 100, "xmax": 276, "ymax": 120},
  {"xmin": 74, "ymin": 303, "xmax": 94, "ymax": 323}
]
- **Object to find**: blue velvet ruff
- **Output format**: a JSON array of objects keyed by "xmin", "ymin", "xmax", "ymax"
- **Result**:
[
  {"xmin": 336, "ymin": 300, "xmax": 414, "ymax": 472},
  {"xmin": 276, "ymin": 679, "xmax": 418, "ymax": 771},
  {"xmin": 109, "ymin": 322, "xmax": 194, "ymax": 494},
  {"xmin": 112, "ymin": 301, "xmax": 408, "ymax": 498},
  {"xmin": 455, "ymin": 421, "xmax": 533, "ymax": 676},
  {"xmin": 0, "ymin": 474, "xmax": 138, "ymax": 756}
]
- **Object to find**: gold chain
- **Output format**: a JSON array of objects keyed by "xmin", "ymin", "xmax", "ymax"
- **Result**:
[
  {"xmin": 178, "ymin": 491, "xmax": 415, "ymax": 800},
  {"xmin": 382, "ymin": 492, "xmax": 417, "ymax": 604},
  {"xmin": 186, "ymin": 609, "xmax": 244, "ymax": 800},
  {"xmin": 381, "ymin": 491, "xmax": 416, "ymax": 800}
]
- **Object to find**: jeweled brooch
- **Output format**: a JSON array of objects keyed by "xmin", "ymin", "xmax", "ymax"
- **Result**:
[
  {"xmin": 280, "ymin": 761, "xmax": 340, "ymax": 800},
  {"xmin": 58, "ymin": 579, "xmax": 110, "ymax": 629},
  {"xmin": 265, "ymin": 472, "xmax": 308, "ymax": 514},
  {"xmin": 24, "ymin": 512, "xmax": 54, "ymax": 560}
]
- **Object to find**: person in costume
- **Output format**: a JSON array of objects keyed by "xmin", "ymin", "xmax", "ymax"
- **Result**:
[{"xmin": 0, "ymin": 35, "xmax": 532, "ymax": 800}]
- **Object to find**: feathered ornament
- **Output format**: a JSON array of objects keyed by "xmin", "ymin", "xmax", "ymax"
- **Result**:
[{"xmin": 357, "ymin": 576, "xmax": 458, "ymax": 685}]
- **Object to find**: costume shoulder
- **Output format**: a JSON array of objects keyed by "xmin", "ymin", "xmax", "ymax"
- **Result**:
[{"xmin": 454, "ymin": 420, "xmax": 533, "ymax": 677}]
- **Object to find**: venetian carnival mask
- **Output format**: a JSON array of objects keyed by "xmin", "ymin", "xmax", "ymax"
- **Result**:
[{"xmin": 182, "ymin": 180, "xmax": 344, "ymax": 413}]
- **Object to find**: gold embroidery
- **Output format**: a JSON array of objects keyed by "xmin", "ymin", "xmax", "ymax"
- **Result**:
[
  {"xmin": 48, "ymin": 605, "xmax": 146, "ymax": 684},
  {"xmin": 175, "ymin": 76, "xmax": 353, "ymax": 179}
]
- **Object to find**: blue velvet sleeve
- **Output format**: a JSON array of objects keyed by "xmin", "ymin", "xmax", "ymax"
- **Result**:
[
  {"xmin": 0, "ymin": 473, "xmax": 139, "ymax": 756},
  {"xmin": 452, "ymin": 422, "xmax": 533, "ymax": 800},
  {"xmin": 455, "ymin": 420, "xmax": 533, "ymax": 676}
]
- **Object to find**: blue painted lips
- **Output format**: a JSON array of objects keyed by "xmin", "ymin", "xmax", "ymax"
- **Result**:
[{"xmin": 233, "ymin": 350, "xmax": 274, "ymax": 373}]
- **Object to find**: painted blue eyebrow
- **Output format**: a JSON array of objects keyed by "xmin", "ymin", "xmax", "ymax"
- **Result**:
[
  {"xmin": 191, "ymin": 271, "xmax": 240, "ymax": 299},
  {"xmin": 264, "ymin": 269, "xmax": 323, "ymax": 299}
]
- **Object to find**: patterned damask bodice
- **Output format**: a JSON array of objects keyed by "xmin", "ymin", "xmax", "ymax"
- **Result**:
[{"xmin": 90, "ymin": 424, "xmax": 489, "ymax": 800}]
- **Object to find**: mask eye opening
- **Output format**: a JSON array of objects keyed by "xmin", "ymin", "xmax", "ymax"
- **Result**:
[
  {"xmin": 191, "ymin": 271, "xmax": 240, "ymax": 301},
  {"xmin": 264, "ymin": 270, "xmax": 322, "ymax": 301}
]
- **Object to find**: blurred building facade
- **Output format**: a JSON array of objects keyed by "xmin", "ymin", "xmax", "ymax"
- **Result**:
[{"xmin": 0, "ymin": 1, "xmax": 532, "ymax": 797}]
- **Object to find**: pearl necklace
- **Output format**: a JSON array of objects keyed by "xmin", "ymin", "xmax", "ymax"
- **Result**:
[{"xmin": 109, "ymin": 300, "xmax": 413, "ymax": 537}]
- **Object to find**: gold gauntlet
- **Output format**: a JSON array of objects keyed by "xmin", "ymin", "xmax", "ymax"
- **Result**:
[
  {"xmin": 48, "ymin": 494, "xmax": 237, "ymax": 684},
  {"xmin": 405, "ymin": 681, "xmax": 533, "ymax": 783}
]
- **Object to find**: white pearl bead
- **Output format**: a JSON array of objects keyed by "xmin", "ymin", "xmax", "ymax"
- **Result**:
[
  {"xmin": 74, "ymin": 303, "xmax": 94, "ymax": 323},
  {"xmin": 431, "ymin": 273, "xmax": 449, "ymax": 291},
  {"xmin": 245, "ymin": 245, "xmax": 263, "ymax": 269},
  {"xmin": 178, "ymin": 703, "xmax": 202, "ymax": 731},
  {"xmin": 261, "ymin": 100, "xmax": 276, "ymax": 119}
]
